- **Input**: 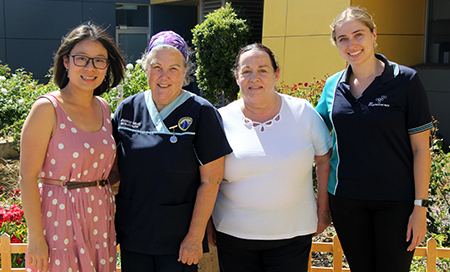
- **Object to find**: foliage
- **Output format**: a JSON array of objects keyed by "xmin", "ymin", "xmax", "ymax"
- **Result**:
[
  {"xmin": 0, "ymin": 62, "xmax": 54, "ymax": 151},
  {"xmin": 277, "ymin": 76, "xmax": 328, "ymax": 107},
  {"xmin": 192, "ymin": 2, "xmax": 251, "ymax": 105},
  {"xmin": 427, "ymin": 118, "xmax": 450, "ymax": 248},
  {"xmin": 102, "ymin": 60, "xmax": 148, "ymax": 113},
  {"xmin": 0, "ymin": 187, "xmax": 26, "ymax": 268},
  {"xmin": 0, "ymin": 59, "xmax": 149, "ymax": 150}
]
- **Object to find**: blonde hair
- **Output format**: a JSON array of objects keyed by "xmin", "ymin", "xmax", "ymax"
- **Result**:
[{"xmin": 330, "ymin": 7, "xmax": 377, "ymax": 46}]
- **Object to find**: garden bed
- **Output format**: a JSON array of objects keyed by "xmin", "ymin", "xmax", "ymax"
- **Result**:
[{"xmin": 1, "ymin": 159, "xmax": 449, "ymax": 271}]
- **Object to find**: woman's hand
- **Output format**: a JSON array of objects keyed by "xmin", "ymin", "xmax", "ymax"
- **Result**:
[
  {"xmin": 206, "ymin": 218, "xmax": 217, "ymax": 247},
  {"xmin": 314, "ymin": 149, "xmax": 332, "ymax": 236},
  {"xmin": 406, "ymin": 206, "xmax": 427, "ymax": 251},
  {"xmin": 26, "ymin": 235, "xmax": 49, "ymax": 272},
  {"xmin": 178, "ymin": 233, "xmax": 203, "ymax": 265},
  {"xmin": 315, "ymin": 206, "xmax": 331, "ymax": 236},
  {"xmin": 20, "ymin": 98, "xmax": 54, "ymax": 272},
  {"xmin": 178, "ymin": 157, "xmax": 224, "ymax": 265},
  {"xmin": 407, "ymin": 131, "xmax": 430, "ymax": 251}
]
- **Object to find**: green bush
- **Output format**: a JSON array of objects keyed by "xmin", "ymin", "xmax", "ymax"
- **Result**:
[
  {"xmin": 0, "ymin": 62, "xmax": 51, "ymax": 150},
  {"xmin": 428, "ymin": 119, "xmax": 450, "ymax": 248},
  {"xmin": 102, "ymin": 60, "xmax": 148, "ymax": 113},
  {"xmin": 0, "ymin": 60, "xmax": 148, "ymax": 150},
  {"xmin": 192, "ymin": 2, "xmax": 251, "ymax": 105}
]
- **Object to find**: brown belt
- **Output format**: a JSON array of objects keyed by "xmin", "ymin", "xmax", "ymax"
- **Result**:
[{"xmin": 40, "ymin": 178, "xmax": 109, "ymax": 190}]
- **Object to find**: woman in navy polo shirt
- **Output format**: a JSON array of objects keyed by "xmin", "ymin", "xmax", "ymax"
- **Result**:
[
  {"xmin": 316, "ymin": 7, "xmax": 432, "ymax": 272},
  {"xmin": 111, "ymin": 31, "xmax": 232, "ymax": 272}
]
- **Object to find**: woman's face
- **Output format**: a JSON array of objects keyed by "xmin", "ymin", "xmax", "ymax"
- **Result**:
[
  {"xmin": 235, "ymin": 49, "xmax": 280, "ymax": 102},
  {"xmin": 334, "ymin": 18, "xmax": 377, "ymax": 67},
  {"xmin": 146, "ymin": 47, "xmax": 187, "ymax": 111},
  {"xmin": 63, "ymin": 39, "xmax": 109, "ymax": 92}
]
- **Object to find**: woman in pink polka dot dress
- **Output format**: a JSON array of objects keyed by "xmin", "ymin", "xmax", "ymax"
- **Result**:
[{"xmin": 19, "ymin": 23, "xmax": 125, "ymax": 272}]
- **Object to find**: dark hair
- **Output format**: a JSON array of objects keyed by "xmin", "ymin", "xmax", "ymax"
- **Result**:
[
  {"xmin": 53, "ymin": 22, "xmax": 126, "ymax": 96},
  {"xmin": 233, "ymin": 43, "xmax": 279, "ymax": 72}
]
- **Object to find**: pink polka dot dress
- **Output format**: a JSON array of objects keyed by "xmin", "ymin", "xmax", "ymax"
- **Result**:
[{"xmin": 26, "ymin": 94, "xmax": 117, "ymax": 272}]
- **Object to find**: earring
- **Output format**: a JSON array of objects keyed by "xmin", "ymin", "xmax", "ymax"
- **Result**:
[{"xmin": 66, "ymin": 68, "xmax": 69, "ymax": 78}]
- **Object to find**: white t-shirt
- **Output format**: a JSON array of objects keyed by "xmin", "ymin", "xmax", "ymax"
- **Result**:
[{"xmin": 213, "ymin": 94, "xmax": 332, "ymax": 240}]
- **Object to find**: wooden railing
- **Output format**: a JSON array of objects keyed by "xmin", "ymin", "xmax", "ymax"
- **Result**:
[
  {"xmin": 308, "ymin": 235, "xmax": 450, "ymax": 272},
  {"xmin": 0, "ymin": 233, "xmax": 449, "ymax": 272}
]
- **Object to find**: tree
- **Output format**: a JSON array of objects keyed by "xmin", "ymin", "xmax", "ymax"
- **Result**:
[{"xmin": 192, "ymin": 2, "xmax": 251, "ymax": 105}]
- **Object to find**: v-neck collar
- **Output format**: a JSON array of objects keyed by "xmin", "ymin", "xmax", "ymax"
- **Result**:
[{"xmin": 145, "ymin": 90, "xmax": 195, "ymax": 133}]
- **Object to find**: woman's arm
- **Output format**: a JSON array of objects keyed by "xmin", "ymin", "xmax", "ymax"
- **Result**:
[
  {"xmin": 19, "ymin": 99, "xmax": 56, "ymax": 272},
  {"xmin": 314, "ymin": 148, "xmax": 332, "ymax": 235},
  {"xmin": 178, "ymin": 156, "xmax": 224, "ymax": 265},
  {"xmin": 108, "ymin": 156, "xmax": 121, "ymax": 186},
  {"xmin": 406, "ymin": 130, "xmax": 431, "ymax": 251}
]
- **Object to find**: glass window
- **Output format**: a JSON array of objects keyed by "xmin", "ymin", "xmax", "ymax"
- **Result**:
[
  {"xmin": 427, "ymin": 0, "xmax": 450, "ymax": 64},
  {"xmin": 116, "ymin": 5, "xmax": 149, "ymax": 27},
  {"xmin": 118, "ymin": 33, "xmax": 148, "ymax": 64}
]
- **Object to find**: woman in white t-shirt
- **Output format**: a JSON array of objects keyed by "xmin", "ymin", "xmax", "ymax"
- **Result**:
[{"xmin": 209, "ymin": 43, "xmax": 333, "ymax": 272}]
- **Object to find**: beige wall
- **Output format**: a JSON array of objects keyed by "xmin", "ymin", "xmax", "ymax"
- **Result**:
[
  {"xmin": 262, "ymin": 0, "xmax": 426, "ymax": 85},
  {"xmin": 353, "ymin": 0, "xmax": 426, "ymax": 66}
]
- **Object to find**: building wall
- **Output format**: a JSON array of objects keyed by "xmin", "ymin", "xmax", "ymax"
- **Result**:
[
  {"xmin": 353, "ymin": 0, "xmax": 426, "ymax": 67},
  {"xmin": 262, "ymin": 0, "xmax": 426, "ymax": 85},
  {"xmin": 0, "ymin": 0, "xmax": 149, "ymax": 82}
]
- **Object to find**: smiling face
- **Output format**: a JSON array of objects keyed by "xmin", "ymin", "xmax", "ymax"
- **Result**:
[
  {"xmin": 335, "ymin": 18, "xmax": 377, "ymax": 67},
  {"xmin": 145, "ymin": 46, "xmax": 187, "ymax": 111},
  {"xmin": 235, "ymin": 49, "xmax": 280, "ymax": 104},
  {"xmin": 63, "ymin": 39, "xmax": 109, "ymax": 93}
]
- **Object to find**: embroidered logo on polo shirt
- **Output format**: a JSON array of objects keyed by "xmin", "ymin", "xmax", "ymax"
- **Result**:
[
  {"xmin": 368, "ymin": 95, "xmax": 390, "ymax": 107},
  {"xmin": 178, "ymin": 117, "xmax": 193, "ymax": 131},
  {"xmin": 119, "ymin": 119, "xmax": 141, "ymax": 128}
]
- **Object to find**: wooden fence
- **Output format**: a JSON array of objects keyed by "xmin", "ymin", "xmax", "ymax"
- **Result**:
[{"xmin": 0, "ymin": 233, "xmax": 449, "ymax": 272}]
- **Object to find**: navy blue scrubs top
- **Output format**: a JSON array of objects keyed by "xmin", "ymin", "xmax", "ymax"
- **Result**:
[
  {"xmin": 316, "ymin": 54, "xmax": 432, "ymax": 201},
  {"xmin": 112, "ymin": 90, "xmax": 232, "ymax": 255}
]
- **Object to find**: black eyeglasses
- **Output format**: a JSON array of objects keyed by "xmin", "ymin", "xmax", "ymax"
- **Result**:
[{"xmin": 67, "ymin": 54, "xmax": 110, "ymax": 69}]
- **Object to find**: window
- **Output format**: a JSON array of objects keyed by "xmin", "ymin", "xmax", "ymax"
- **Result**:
[
  {"xmin": 116, "ymin": 4, "xmax": 150, "ymax": 64},
  {"xmin": 427, "ymin": 0, "xmax": 450, "ymax": 64}
]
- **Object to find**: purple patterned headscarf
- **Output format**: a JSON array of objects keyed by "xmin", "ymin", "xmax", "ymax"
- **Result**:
[{"xmin": 147, "ymin": 31, "xmax": 189, "ymax": 61}]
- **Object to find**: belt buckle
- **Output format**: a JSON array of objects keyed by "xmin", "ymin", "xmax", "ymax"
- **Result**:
[
  {"xmin": 100, "ymin": 179, "xmax": 108, "ymax": 187},
  {"xmin": 60, "ymin": 180, "xmax": 68, "ymax": 189}
]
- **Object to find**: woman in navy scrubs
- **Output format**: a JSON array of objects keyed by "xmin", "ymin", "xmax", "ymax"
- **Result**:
[
  {"xmin": 316, "ymin": 7, "xmax": 432, "ymax": 272},
  {"xmin": 111, "ymin": 31, "xmax": 232, "ymax": 272}
]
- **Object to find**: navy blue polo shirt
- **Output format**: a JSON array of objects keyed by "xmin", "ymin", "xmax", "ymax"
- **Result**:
[
  {"xmin": 316, "ymin": 54, "xmax": 432, "ymax": 201},
  {"xmin": 112, "ymin": 90, "xmax": 232, "ymax": 255}
]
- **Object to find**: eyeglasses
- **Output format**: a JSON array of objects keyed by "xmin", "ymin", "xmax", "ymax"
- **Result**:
[{"xmin": 67, "ymin": 54, "xmax": 110, "ymax": 69}]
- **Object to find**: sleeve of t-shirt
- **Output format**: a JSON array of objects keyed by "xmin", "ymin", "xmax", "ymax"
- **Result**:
[
  {"xmin": 406, "ymin": 73, "xmax": 433, "ymax": 134},
  {"xmin": 305, "ymin": 102, "xmax": 333, "ymax": 156},
  {"xmin": 194, "ymin": 103, "xmax": 233, "ymax": 165},
  {"xmin": 316, "ymin": 72, "xmax": 341, "ymax": 132}
]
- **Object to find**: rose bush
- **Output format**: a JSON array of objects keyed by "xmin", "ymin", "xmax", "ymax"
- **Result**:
[{"xmin": 0, "ymin": 187, "xmax": 27, "ymax": 268}]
